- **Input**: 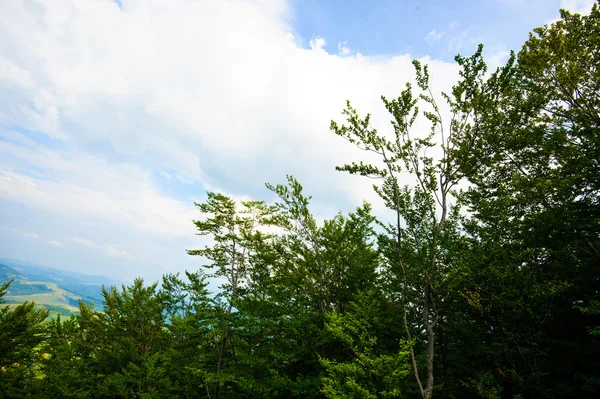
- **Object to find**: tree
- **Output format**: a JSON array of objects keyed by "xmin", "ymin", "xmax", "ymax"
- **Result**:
[
  {"xmin": 160, "ymin": 270, "xmax": 219, "ymax": 397},
  {"xmin": 187, "ymin": 192, "xmax": 276, "ymax": 398},
  {"xmin": 38, "ymin": 279, "xmax": 175, "ymax": 398},
  {"xmin": 0, "ymin": 280, "xmax": 48, "ymax": 398},
  {"xmin": 321, "ymin": 290, "xmax": 411, "ymax": 399},
  {"xmin": 267, "ymin": 178, "xmax": 390, "ymax": 396},
  {"xmin": 330, "ymin": 50, "xmax": 477, "ymax": 398},
  {"xmin": 39, "ymin": 313, "xmax": 95, "ymax": 398},
  {"xmin": 445, "ymin": 4, "xmax": 600, "ymax": 397}
]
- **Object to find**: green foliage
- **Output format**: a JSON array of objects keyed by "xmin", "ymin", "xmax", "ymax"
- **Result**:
[
  {"xmin": 330, "ymin": 29, "xmax": 477, "ymax": 399},
  {"xmin": 321, "ymin": 290, "xmax": 410, "ymax": 399},
  {"xmin": 442, "ymin": 4, "xmax": 600, "ymax": 398},
  {"xmin": 44, "ymin": 304, "xmax": 75, "ymax": 318},
  {"xmin": 0, "ymin": 280, "xmax": 48, "ymax": 398}
]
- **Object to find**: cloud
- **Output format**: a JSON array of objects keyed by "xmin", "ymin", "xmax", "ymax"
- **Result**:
[
  {"xmin": 0, "ymin": 0, "xmax": 462, "ymax": 201},
  {"xmin": 0, "ymin": 227, "xmax": 40, "ymax": 241},
  {"xmin": 309, "ymin": 36, "xmax": 327, "ymax": 50},
  {"xmin": 560, "ymin": 0, "xmax": 596, "ymax": 14},
  {"xmin": 487, "ymin": 49, "xmax": 511, "ymax": 70},
  {"xmin": 425, "ymin": 29, "xmax": 445, "ymax": 46},
  {"xmin": 440, "ymin": 21, "xmax": 484, "ymax": 55},
  {"xmin": 338, "ymin": 41, "xmax": 351, "ymax": 56},
  {"xmin": 69, "ymin": 237, "xmax": 99, "ymax": 248},
  {"xmin": 545, "ymin": 0, "xmax": 595, "ymax": 23},
  {"xmin": 447, "ymin": 30, "xmax": 483, "ymax": 54},
  {"xmin": 69, "ymin": 236, "xmax": 132, "ymax": 260},
  {"xmin": 0, "ymin": 129, "xmax": 198, "ymax": 238},
  {"xmin": 48, "ymin": 240, "xmax": 64, "ymax": 248},
  {"xmin": 0, "ymin": 0, "xmax": 465, "ymax": 280}
]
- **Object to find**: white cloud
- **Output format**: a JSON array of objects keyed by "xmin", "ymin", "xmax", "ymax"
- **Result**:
[
  {"xmin": 105, "ymin": 245, "xmax": 132, "ymax": 260},
  {"xmin": 70, "ymin": 236, "xmax": 96, "ymax": 247},
  {"xmin": 0, "ymin": 58, "xmax": 35, "ymax": 90},
  {"xmin": 0, "ymin": 129, "xmax": 198, "ymax": 238},
  {"xmin": 447, "ymin": 29, "xmax": 482, "ymax": 54},
  {"xmin": 0, "ymin": 0, "xmax": 462, "ymax": 201},
  {"xmin": 338, "ymin": 41, "xmax": 351, "ymax": 56},
  {"xmin": 487, "ymin": 49, "xmax": 511, "ymax": 70},
  {"xmin": 309, "ymin": 36, "xmax": 327, "ymax": 50},
  {"xmin": 0, "ymin": 0, "xmax": 466, "ymax": 280},
  {"xmin": 545, "ymin": 0, "xmax": 595, "ymax": 23},
  {"xmin": 0, "ymin": 227, "xmax": 40, "ymax": 241},
  {"xmin": 69, "ymin": 236, "xmax": 132, "ymax": 260},
  {"xmin": 425, "ymin": 29, "xmax": 445, "ymax": 46},
  {"xmin": 48, "ymin": 240, "xmax": 64, "ymax": 248},
  {"xmin": 560, "ymin": 0, "xmax": 596, "ymax": 14}
]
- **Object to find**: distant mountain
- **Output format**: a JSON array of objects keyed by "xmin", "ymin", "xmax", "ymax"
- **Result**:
[{"xmin": 0, "ymin": 257, "xmax": 123, "ymax": 319}]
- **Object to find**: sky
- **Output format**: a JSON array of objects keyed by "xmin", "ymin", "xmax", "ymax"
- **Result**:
[{"xmin": 0, "ymin": 0, "xmax": 596, "ymax": 283}]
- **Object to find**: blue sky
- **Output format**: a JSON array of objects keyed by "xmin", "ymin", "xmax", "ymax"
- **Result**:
[
  {"xmin": 291, "ymin": 0, "xmax": 560, "ymax": 60},
  {"xmin": 0, "ymin": 0, "xmax": 594, "ymax": 283}
]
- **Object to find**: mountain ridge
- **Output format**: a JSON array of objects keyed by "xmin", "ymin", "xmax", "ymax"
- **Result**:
[{"xmin": 0, "ymin": 257, "xmax": 124, "ymax": 318}]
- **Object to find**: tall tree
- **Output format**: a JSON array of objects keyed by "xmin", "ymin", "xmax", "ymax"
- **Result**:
[
  {"xmin": 446, "ymin": 4, "xmax": 600, "ymax": 397},
  {"xmin": 330, "ymin": 52, "xmax": 477, "ymax": 398},
  {"xmin": 187, "ymin": 192, "xmax": 275, "ymax": 398},
  {"xmin": 264, "ymin": 176, "xmax": 388, "ymax": 398}
]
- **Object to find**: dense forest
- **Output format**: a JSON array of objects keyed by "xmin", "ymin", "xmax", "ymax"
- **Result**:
[{"xmin": 1, "ymin": 5, "xmax": 599, "ymax": 398}]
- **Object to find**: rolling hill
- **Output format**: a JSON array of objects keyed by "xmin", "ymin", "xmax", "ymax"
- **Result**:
[{"xmin": 0, "ymin": 258, "xmax": 123, "ymax": 319}]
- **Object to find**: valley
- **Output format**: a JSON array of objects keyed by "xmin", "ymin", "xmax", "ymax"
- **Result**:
[{"xmin": 0, "ymin": 258, "xmax": 121, "ymax": 319}]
